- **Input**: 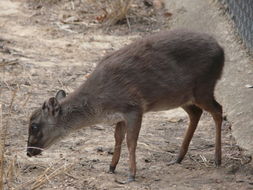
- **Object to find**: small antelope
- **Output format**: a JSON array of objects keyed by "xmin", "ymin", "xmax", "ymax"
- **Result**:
[{"xmin": 27, "ymin": 29, "xmax": 224, "ymax": 182}]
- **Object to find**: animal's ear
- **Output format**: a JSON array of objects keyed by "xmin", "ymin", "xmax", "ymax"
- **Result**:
[
  {"xmin": 42, "ymin": 97, "xmax": 61, "ymax": 117},
  {"xmin": 55, "ymin": 90, "xmax": 66, "ymax": 101}
]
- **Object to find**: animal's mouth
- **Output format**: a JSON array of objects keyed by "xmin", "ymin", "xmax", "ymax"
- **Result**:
[{"xmin": 27, "ymin": 147, "xmax": 43, "ymax": 157}]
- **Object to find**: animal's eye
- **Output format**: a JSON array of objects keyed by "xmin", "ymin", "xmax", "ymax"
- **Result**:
[{"xmin": 31, "ymin": 124, "xmax": 39, "ymax": 132}]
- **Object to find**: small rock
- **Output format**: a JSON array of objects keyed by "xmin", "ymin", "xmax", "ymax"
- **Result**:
[
  {"xmin": 222, "ymin": 115, "xmax": 227, "ymax": 121},
  {"xmin": 31, "ymin": 70, "xmax": 39, "ymax": 76},
  {"xmin": 64, "ymin": 16, "xmax": 80, "ymax": 23},
  {"xmin": 236, "ymin": 180, "xmax": 244, "ymax": 183},
  {"xmin": 144, "ymin": 158, "xmax": 151, "ymax": 163},
  {"xmin": 168, "ymin": 117, "xmax": 183, "ymax": 123},
  {"xmin": 92, "ymin": 159, "xmax": 100, "ymax": 162},
  {"xmin": 69, "ymin": 146, "xmax": 75, "ymax": 151},
  {"xmin": 167, "ymin": 150, "xmax": 176, "ymax": 153},
  {"xmin": 96, "ymin": 147, "xmax": 104, "ymax": 152},
  {"xmin": 245, "ymin": 84, "xmax": 253, "ymax": 88},
  {"xmin": 93, "ymin": 125, "xmax": 105, "ymax": 130},
  {"xmin": 164, "ymin": 12, "xmax": 173, "ymax": 17},
  {"xmin": 107, "ymin": 148, "xmax": 114, "ymax": 155},
  {"xmin": 143, "ymin": 0, "xmax": 153, "ymax": 7},
  {"xmin": 35, "ymin": 5, "xmax": 42, "ymax": 9},
  {"xmin": 153, "ymin": 0, "xmax": 165, "ymax": 9},
  {"xmin": 24, "ymin": 81, "xmax": 31, "ymax": 86}
]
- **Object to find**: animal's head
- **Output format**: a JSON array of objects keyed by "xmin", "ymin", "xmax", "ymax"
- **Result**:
[{"xmin": 27, "ymin": 90, "xmax": 67, "ymax": 157}]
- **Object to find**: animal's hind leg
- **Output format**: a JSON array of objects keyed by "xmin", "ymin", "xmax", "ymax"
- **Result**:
[
  {"xmin": 168, "ymin": 105, "xmax": 203, "ymax": 165},
  {"xmin": 196, "ymin": 97, "xmax": 223, "ymax": 166}
]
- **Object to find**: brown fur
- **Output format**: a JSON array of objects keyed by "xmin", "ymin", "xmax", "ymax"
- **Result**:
[{"xmin": 27, "ymin": 29, "xmax": 224, "ymax": 181}]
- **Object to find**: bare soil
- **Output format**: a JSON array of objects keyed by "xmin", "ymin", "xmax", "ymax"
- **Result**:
[{"xmin": 0, "ymin": 0, "xmax": 253, "ymax": 189}]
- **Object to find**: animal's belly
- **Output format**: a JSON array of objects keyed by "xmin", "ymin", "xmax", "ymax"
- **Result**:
[
  {"xmin": 144, "ymin": 97, "xmax": 193, "ymax": 113},
  {"xmin": 100, "ymin": 112, "xmax": 125, "ymax": 125}
]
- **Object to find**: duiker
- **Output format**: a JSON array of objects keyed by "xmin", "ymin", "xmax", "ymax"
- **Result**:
[{"xmin": 27, "ymin": 29, "xmax": 224, "ymax": 182}]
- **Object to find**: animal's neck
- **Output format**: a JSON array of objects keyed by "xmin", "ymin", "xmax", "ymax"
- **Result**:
[
  {"xmin": 59, "ymin": 91, "xmax": 103, "ymax": 130},
  {"xmin": 59, "ymin": 93, "xmax": 125, "ymax": 130},
  {"xmin": 58, "ymin": 80, "xmax": 125, "ymax": 130}
]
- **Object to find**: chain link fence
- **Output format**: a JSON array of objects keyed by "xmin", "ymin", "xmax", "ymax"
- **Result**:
[{"xmin": 220, "ymin": 0, "xmax": 253, "ymax": 52}]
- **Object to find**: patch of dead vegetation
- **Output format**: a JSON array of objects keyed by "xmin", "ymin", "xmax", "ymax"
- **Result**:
[{"xmin": 25, "ymin": 0, "xmax": 172, "ymax": 35}]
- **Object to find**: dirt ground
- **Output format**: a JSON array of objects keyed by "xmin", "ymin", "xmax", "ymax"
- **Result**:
[{"xmin": 0, "ymin": 0, "xmax": 253, "ymax": 189}]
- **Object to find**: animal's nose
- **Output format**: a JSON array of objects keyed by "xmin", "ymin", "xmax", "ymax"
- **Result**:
[
  {"xmin": 27, "ymin": 151, "xmax": 32, "ymax": 157},
  {"xmin": 27, "ymin": 147, "xmax": 42, "ymax": 157}
]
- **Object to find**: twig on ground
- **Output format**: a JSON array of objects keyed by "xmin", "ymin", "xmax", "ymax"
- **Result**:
[
  {"xmin": 31, "ymin": 162, "xmax": 75, "ymax": 190},
  {"xmin": 15, "ymin": 159, "xmax": 76, "ymax": 190},
  {"xmin": 188, "ymin": 155, "xmax": 202, "ymax": 167},
  {"xmin": 71, "ymin": 0, "xmax": 75, "ymax": 10},
  {"xmin": 199, "ymin": 155, "xmax": 209, "ymax": 167},
  {"xmin": 3, "ymin": 81, "xmax": 11, "ymax": 90},
  {"xmin": 22, "ymin": 93, "xmax": 31, "ymax": 107},
  {"xmin": 57, "ymin": 79, "xmax": 65, "ymax": 89},
  {"xmin": 6, "ymin": 155, "xmax": 17, "ymax": 189},
  {"xmin": 126, "ymin": 15, "xmax": 131, "ymax": 30}
]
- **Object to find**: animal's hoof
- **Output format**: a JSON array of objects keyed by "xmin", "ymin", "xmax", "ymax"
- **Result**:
[
  {"xmin": 215, "ymin": 159, "xmax": 221, "ymax": 167},
  {"xmin": 109, "ymin": 165, "xmax": 116, "ymax": 174},
  {"xmin": 114, "ymin": 176, "xmax": 135, "ymax": 184},
  {"xmin": 127, "ymin": 175, "xmax": 135, "ymax": 183},
  {"xmin": 167, "ymin": 159, "xmax": 180, "ymax": 166}
]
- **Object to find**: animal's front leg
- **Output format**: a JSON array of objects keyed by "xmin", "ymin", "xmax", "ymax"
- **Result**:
[
  {"xmin": 109, "ymin": 121, "xmax": 126, "ymax": 173},
  {"xmin": 125, "ymin": 110, "xmax": 142, "ymax": 182}
]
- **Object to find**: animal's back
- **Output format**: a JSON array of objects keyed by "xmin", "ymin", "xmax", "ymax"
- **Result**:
[{"xmin": 85, "ymin": 30, "xmax": 224, "ymax": 112}]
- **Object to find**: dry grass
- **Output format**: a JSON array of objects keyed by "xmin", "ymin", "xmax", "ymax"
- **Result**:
[
  {"xmin": 103, "ymin": 0, "xmax": 133, "ymax": 26},
  {"xmin": 14, "ymin": 161, "xmax": 76, "ymax": 190},
  {"xmin": 29, "ymin": 0, "xmax": 134, "ymax": 26},
  {"xmin": 0, "ymin": 89, "xmax": 17, "ymax": 190},
  {"xmin": 0, "ymin": 77, "xmax": 75, "ymax": 189},
  {"xmin": 0, "ymin": 68, "xmax": 75, "ymax": 189},
  {"xmin": 27, "ymin": 0, "xmax": 163, "ymax": 32},
  {"xmin": 0, "ymin": 104, "xmax": 3, "ymax": 190},
  {"xmin": 91, "ymin": 0, "xmax": 133, "ymax": 26},
  {"xmin": 31, "ymin": 162, "xmax": 74, "ymax": 190}
]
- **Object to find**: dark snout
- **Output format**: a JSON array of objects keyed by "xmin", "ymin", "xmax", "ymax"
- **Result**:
[{"xmin": 27, "ymin": 147, "xmax": 42, "ymax": 157}]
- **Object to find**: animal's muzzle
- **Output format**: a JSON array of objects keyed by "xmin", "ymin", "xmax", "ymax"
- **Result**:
[{"xmin": 27, "ymin": 147, "xmax": 42, "ymax": 157}]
